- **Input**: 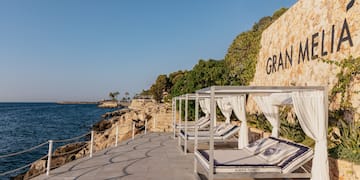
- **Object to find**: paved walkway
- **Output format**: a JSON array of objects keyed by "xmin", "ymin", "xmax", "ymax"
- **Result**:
[{"xmin": 34, "ymin": 133, "xmax": 195, "ymax": 180}]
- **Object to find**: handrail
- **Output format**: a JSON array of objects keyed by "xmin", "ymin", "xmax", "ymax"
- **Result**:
[
  {"xmin": 53, "ymin": 132, "xmax": 90, "ymax": 143},
  {"xmin": 52, "ymin": 142, "xmax": 88, "ymax": 158},
  {"xmin": 93, "ymin": 123, "xmax": 132, "ymax": 133},
  {"xmin": 0, "ymin": 154, "xmax": 48, "ymax": 176},
  {"xmin": 0, "ymin": 141, "xmax": 48, "ymax": 159}
]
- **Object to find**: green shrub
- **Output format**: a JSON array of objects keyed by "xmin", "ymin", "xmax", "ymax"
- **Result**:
[
  {"xmin": 247, "ymin": 113, "xmax": 272, "ymax": 133},
  {"xmin": 329, "ymin": 120, "xmax": 360, "ymax": 164}
]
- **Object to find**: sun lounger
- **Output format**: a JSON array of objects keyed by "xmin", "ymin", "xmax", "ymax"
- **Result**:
[
  {"xmin": 195, "ymin": 137, "xmax": 313, "ymax": 179},
  {"xmin": 179, "ymin": 124, "xmax": 240, "ymax": 141},
  {"xmin": 177, "ymin": 124, "xmax": 241, "ymax": 154},
  {"xmin": 174, "ymin": 116, "xmax": 210, "ymax": 130}
]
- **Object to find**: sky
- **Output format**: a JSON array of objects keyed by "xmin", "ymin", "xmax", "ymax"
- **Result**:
[{"xmin": 0, "ymin": 0, "xmax": 297, "ymax": 102}]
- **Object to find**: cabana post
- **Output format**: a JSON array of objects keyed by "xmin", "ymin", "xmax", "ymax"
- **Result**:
[
  {"xmin": 178, "ymin": 97, "xmax": 182, "ymax": 146},
  {"xmin": 184, "ymin": 94, "xmax": 188, "ymax": 154},
  {"xmin": 209, "ymin": 86, "xmax": 215, "ymax": 180},
  {"xmin": 194, "ymin": 93, "xmax": 199, "ymax": 173},
  {"xmin": 172, "ymin": 98, "xmax": 176, "ymax": 138}
]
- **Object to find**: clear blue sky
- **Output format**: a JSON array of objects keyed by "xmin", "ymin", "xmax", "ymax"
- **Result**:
[{"xmin": 0, "ymin": 0, "xmax": 297, "ymax": 102}]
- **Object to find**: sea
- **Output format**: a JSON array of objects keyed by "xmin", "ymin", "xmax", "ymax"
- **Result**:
[{"xmin": 0, "ymin": 103, "xmax": 115, "ymax": 179}]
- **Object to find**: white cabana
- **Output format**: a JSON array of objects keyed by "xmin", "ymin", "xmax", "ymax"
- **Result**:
[
  {"xmin": 173, "ymin": 93, "xmax": 238, "ymax": 154},
  {"xmin": 173, "ymin": 94, "xmax": 217, "ymax": 154},
  {"xmin": 194, "ymin": 86, "xmax": 329, "ymax": 180}
]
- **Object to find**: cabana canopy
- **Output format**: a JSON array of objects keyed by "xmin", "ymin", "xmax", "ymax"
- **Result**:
[{"xmin": 194, "ymin": 86, "xmax": 329, "ymax": 180}]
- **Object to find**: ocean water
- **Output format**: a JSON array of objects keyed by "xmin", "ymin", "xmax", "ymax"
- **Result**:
[{"xmin": 0, "ymin": 103, "xmax": 114, "ymax": 179}]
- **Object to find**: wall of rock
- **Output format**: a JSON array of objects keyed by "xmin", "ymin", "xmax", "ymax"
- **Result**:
[{"xmin": 249, "ymin": 0, "xmax": 360, "ymax": 118}]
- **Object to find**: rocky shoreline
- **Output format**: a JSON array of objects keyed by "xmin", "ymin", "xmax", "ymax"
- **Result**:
[{"xmin": 12, "ymin": 100, "xmax": 173, "ymax": 180}]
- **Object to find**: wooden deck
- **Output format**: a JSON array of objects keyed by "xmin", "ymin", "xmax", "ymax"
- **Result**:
[{"xmin": 33, "ymin": 133, "xmax": 195, "ymax": 180}]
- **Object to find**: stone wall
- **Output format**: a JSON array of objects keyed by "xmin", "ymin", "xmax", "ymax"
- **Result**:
[{"xmin": 250, "ymin": 0, "xmax": 360, "ymax": 116}]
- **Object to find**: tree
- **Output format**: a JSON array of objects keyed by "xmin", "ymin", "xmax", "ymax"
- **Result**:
[
  {"xmin": 125, "ymin": 92, "xmax": 130, "ymax": 102},
  {"xmin": 150, "ymin": 74, "xmax": 169, "ymax": 102},
  {"xmin": 169, "ymin": 59, "xmax": 230, "ymax": 97},
  {"xmin": 139, "ymin": 89, "xmax": 151, "ymax": 96},
  {"xmin": 108, "ymin": 91, "xmax": 119, "ymax": 101}
]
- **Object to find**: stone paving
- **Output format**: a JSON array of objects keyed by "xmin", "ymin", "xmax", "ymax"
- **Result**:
[{"xmin": 33, "ymin": 133, "xmax": 195, "ymax": 180}]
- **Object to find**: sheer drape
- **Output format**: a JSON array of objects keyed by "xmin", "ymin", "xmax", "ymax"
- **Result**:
[
  {"xmin": 292, "ymin": 91, "xmax": 329, "ymax": 180},
  {"xmin": 230, "ymin": 95, "xmax": 248, "ymax": 149},
  {"xmin": 253, "ymin": 96, "xmax": 280, "ymax": 137},
  {"xmin": 199, "ymin": 99, "xmax": 211, "ymax": 118},
  {"xmin": 216, "ymin": 97, "xmax": 233, "ymax": 124}
]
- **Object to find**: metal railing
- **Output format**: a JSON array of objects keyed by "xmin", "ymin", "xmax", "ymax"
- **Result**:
[{"xmin": 0, "ymin": 119, "xmax": 151, "ymax": 178}]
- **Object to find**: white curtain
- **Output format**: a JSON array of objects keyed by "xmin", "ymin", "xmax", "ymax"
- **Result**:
[
  {"xmin": 292, "ymin": 91, "xmax": 329, "ymax": 180},
  {"xmin": 216, "ymin": 97, "xmax": 233, "ymax": 124},
  {"xmin": 230, "ymin": 95, "xmax": 248, "ymax": 149},
  {"xmin": 253, "ymin": 96, "xmax": 280, "ymax": 137},
  {"xmin": 270, "ymin": 93, "xmax": 292, "ymax": 105},
  {"xmin": 199, "ymin": 99, "xmax": 211, "ymax": 118}
]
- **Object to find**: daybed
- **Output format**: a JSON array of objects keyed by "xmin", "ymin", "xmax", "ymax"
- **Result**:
[{"xmin": 195, "ymin": 137, "xmax": 313, "ymax": 178}]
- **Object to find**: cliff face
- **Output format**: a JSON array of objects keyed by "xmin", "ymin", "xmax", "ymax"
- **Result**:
[{"xmin": 249, "ymin": 0, "xmax": 360, "ymax": 120}]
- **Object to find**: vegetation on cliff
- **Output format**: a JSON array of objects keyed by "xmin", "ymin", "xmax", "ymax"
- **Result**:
[
  {"xmin": 148, "ymin": 8, "xmax": 288, "ymax": 102},
  {"xmin": 323, "ymin": 56, "xmax": 360, "ymax": 164}
]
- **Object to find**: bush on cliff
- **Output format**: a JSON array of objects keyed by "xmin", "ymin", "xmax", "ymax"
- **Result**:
[{"xmin": 224, "ymin": 8, "xmax": 288, "ymax": 85}]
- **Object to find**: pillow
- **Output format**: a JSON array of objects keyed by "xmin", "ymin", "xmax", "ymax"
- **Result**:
[
  {"xmin": 258, "ymin": 142, "xmax": 299, "ymax": 164},
  {"xmin": 245, "ymin": 138, "xmax": 278, "ymax": 155}
]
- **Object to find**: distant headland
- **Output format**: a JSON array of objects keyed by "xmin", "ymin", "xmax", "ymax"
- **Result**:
[{"xmin": 56, "ymin": 101, "xmax": 99, "ymax": 105}]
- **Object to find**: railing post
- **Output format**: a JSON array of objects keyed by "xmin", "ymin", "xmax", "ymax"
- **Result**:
[
  {"xmin": 90, "ymin": 131, "xmax": 94, "ymax": 158},
  {"xmin": 46, "ymin": 140, "xmax": 53, "ymax": 176},
  {"xmin": 132, "ymin": 122, "xmax": 135, "ymax": 140},
  {"xmin": 115, "ymin": 125, "xmax": 119, "ymax": 147},
  {"xmin": 184, "ymin": 94, "xmax": 188, "ymax": 154},
  {"xmin": 145, "ymin": 119, "xmax": 147, "ymax": 134}
]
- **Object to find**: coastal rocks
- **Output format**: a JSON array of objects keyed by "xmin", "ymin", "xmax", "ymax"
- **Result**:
[
  {"xmin": 91, "ymin": 100, "xmax": 173, "ymax": 151},
  {"xmin": 101, "ymin": 108, "xmax": 130, "ymax": 119},
  {"xmin": 92, "ymin": 119, "xmax": 113, "ymax": 132}
]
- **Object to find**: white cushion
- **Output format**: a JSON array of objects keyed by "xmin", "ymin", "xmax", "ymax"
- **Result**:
[
  {"xmin": 245, "ymin": 138, "xmax": 278, "ymax": 155},
  {"xmin": 258, "ymin": 142, "xmax": 299, "ymax": 164},
  {"xmin": 197, "ymin": 117, "xmax": 207, "ymax": 124},
  {"xmin": 216, "ymin": 124, "xmax": 234, "ymax": 135},
  {"xmin": 215, "ymin": 124, "xmax": 226, "ymax": 133}
]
